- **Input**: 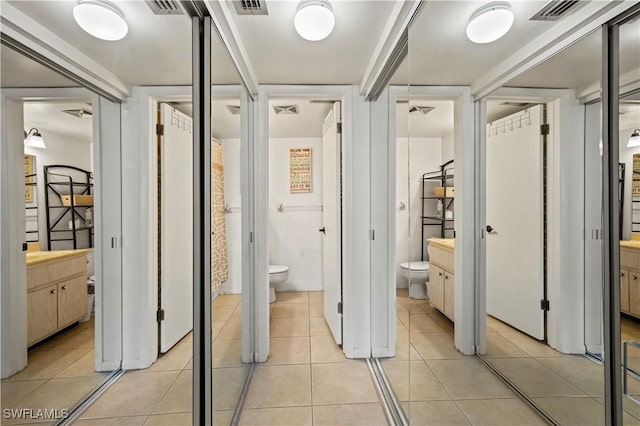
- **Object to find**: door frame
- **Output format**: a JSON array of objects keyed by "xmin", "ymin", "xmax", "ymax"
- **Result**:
[
  {"xmin": 475, "ymin": 87, "xmax": 585, "ymax": 355},
  {"xmin": 378, "ymin": 85, "xmax": 475, "ymax": 356},
  {"xmin": 0, "ymin": 86, "xmax": 122, "ymax": 377},
  {"xmin": 256, "ymin": 85, "xmax": 370, "ymax": 360},
  {"xmin": 122, "ymin": 84, "xmax": 254, "ymax": 368}
]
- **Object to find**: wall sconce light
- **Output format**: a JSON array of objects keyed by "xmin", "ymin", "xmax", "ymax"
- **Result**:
[
  {"xmin": 24, "ymin": 128, "xmax": 46, "ymax": 149},
  {"xmin": 627, "ymin": 129, "xmax": 640, "ymax": 148}
]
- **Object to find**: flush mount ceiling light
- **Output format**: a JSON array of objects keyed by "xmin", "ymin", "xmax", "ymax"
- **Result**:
[
  {"xmin": 466, "ymin": 2, "xmax": 514, "ymax": 44},
  {"xmin": 24, "ymin": 128, "xmax": 46, "ymax": 149},
  {"xmin": 294, "ymin": 0, "xmax": 335, "ymax": 41},
  {"xmin": 73, "ymin": 0, "xmax": 128, "ymax": 41},
  {"xmin": 627, "ymin": 129, "xmax": 640, "ymax": 148}
]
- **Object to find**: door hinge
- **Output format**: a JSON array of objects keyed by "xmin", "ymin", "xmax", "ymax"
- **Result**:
[
  {"xmin": 337, "ymin": 302, "xmax": 342, "ymax": 314},
  {"xmin": 156, "ymin": 123, "xmax": 164, "ymax": 136},
  {"xmin": 540, "ymin": 124, "xmax": 550, "ymax": 136},
  {"xmin": 540, "ymin": 299, "xmax": 550, "ymax": 311},
  {"xmin": 22, "ymin": 242, "xmax": 28, "ymax": 252},
  {"xmin": 337, "ymin": 122, "xmax": 342, "ymax": 134},
  {"xmin": 157, "ymin": 309, "xmax": 165, "ymax": 322}
]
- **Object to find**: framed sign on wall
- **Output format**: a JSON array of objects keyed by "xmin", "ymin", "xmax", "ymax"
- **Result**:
[
  {"xmin": 289, "ymin": 147, "xmax": 312, "ymax": 193},
  {"xmin": 25, "ymin": 154, "xmax": 36, "ymax": 203}
]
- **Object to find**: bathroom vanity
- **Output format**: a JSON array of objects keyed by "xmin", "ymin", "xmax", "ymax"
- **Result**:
[
  {"xmin": 427, "ymin": 238, "xmax": 455, "ymax": 321},
  {"xmin": 26, "ymin": 249, "xmax": 88, "ymax": 346},
  {"xmin": 620, "ymin": 240, "xmax": 640, "ymax": 319}
]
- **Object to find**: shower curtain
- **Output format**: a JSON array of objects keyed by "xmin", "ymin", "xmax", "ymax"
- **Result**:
[{"xmin": 211, "ymin": 138, "xmax": 229, "ymax": 291}]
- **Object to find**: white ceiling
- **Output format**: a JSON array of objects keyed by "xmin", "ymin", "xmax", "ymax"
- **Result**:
[
  {"xmin": 230, "ymin": 0, "xmax": 396, "ymax": 84},
  {"xmin": 6, "ymin": 0, "xmax": 240, "ymax": 86},
  {"xmin": 268, "ymin": 99, "xmax": 333, "ymax": 138},
  {"xmin": 24, "ymin": 101, "xmax": 94, "ymax": 142},
  {"xmin": 396, "ymin": 100, "xmax": 454, "ymax": 139},
  {"xmin": 407, "ymin": 1, "xmax": 552, "ymax": 86}
]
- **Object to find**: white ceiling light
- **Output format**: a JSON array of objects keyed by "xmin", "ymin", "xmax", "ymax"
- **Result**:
[
  {"xmin": 627, "ymin": 129, "xmax": 640, "ymax": 148},
  {"xmin": 294, "ymin": 0, "xmax": 335, "ymax": 42},
  {"xmin": 466, "ymin": 2, "xmax": 515, "ymax": 44},
  {"xmin": 24, "ymin": 128, "xmax": 46, "ymax": 149},
  {"xmin": 73, "ymin": 0, "xmax": 128, "ymax": 41}
]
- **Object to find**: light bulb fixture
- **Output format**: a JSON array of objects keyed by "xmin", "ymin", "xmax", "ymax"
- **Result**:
[
  {"xmin": 294, "ymin": 0, "xmax": 335, "ymax": 42},
  {"xmin": 627, "ymin": 129, "xmax": 640, "ymax": 148},
  {"xmin": 466, "ymin": 2, "xmax": 514, "ymax": 44},
  {"xmin": 73, "ymin": 0, "xmax": 128, "ymax": 41},
  {"xmin": 24, "ymin": 128, "xmax": 46, "ymax": 149}
]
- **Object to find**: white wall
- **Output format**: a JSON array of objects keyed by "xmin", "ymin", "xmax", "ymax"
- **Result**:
[
  {"xmin": 395, "ymin": 137, "xmax": 442, "ymax": 287},
  {"xmin": 220, "ymin": 138, "xmax": 243, "ymax": 294},
  {"xmin": 441, "ymin": 133, "xmax": 454, "ymax": 164},
  {"xmin": 269, "ymin": 137, "xmax": 324, "ymax": 292},
  {"xmin": 23, "ymin": 126, "xmax": 92, "ymax": 251}
]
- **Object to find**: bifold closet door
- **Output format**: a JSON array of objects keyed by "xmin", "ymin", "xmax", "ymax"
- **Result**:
[
  {"xmin": 322, "ymin": 101, "xmax": 343, "ymax": 345},
  {"xmin": 160, "ymin": 103, "xmax": 194, "ymax": 353},
  {"xmin": 486, "ymin": 104, "xmax": 544, "ymax": 340}
]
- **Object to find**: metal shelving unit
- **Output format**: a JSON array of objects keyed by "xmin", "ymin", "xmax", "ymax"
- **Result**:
[
  {"xmin": 44, "ymin": 165, "xmax": 94, "ymax": 250},
  {"xmin": 420, "ymin": 160, "xmax": 454, "ymax": 260},
  {"xmin": 25, "ymin": 172, "xmax": 39, "ymax": 243}
]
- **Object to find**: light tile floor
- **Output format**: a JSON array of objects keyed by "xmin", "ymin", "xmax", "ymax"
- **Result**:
[
  {"xmin": 483, "ymin": 307, "xmax": 640, "ymax": 425},
  {"xmin": 75, "ymin": 294, "xmax": 247, "ymax": 426},
  {"xmin": 1, "ymin": 317, "xmax": 110, "ymax": 425},
  {"xmin": 386, "ymin": 289, "xmax": 547, "ymax": 425},
  {"xmin": 239, "ymin": 291, "xmax": 388, "ymax": 426}
]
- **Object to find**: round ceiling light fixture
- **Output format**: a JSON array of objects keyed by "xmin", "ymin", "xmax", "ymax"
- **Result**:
[
  {"xmin": 73, "ymin": 0, "xmax": 128, "ymax": 41},
  {"xmin": 466, "ymin": 2, "xmax": 514, "ymax": 44},
  {"xmin": 294, "ymin": 0, "xmax": 335, "ymax": 42}
]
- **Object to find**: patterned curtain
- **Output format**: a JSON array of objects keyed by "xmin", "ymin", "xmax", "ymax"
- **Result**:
[{"xmin": 211, "ymin": 138, "xmax": 229, "ymax": 291}]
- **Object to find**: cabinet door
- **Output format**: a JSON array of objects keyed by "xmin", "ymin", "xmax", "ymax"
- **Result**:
[
  {"xmin": 444, "ymin": 271, "xmax": 455, "ymax": 321},
  {"xmin": 429, "ymin": 265, "xmax": 444, "ymax": 311},
  {"xmin": 28, "ymin": 284, "xmax": 58, "ymax": 345},
  {"xmin": 58, "ymin": 275, "xmax": 88, "ymax": 328},
  {"xmin": 621, "ymin": 269, "xmax": 630, "ymax": 313},
  {"xmin": 630, "ymin": 271, "xmax": 640, "ymax": 317}
]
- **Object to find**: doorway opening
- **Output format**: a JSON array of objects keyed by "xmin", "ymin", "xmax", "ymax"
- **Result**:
[{"xmin": 266, "ymin": 98, "xmax": 344, "ymax": 349}]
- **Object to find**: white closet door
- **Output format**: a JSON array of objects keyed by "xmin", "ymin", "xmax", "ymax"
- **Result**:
[
  {"xmin": 486, "ymin": 104, "xmax": 544, "ymax": 340},
  {"xmin": 160, "ymin": 103, "xmax": 193, "ymax": 353},
  {"xmin": 322, "ymin": 102, "xmax": 343, "ymax": 345}
]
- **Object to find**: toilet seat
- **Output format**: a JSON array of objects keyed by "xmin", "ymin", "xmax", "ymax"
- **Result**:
[
  {"xmin": 400, "ymin": 261, "xmax": 429, "ymax": 272},
  {"xmin": 269, "ymin": 265, "xmax": 289, "ymax": 274}
]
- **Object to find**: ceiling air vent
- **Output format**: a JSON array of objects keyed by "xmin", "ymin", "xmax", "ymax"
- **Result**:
[
  {"xmin": 273, "ymin": 105, "xmax": 299, "ymax": 115},
  {"xmin": 233, "ymin": 0, "xmax": 269, "ymax": 16},
  {"xmin": 61, "ymin": 108, "xmax": 92, "ymax": 118},
  {"xmin": 409, "ymin": 106, "xmax": 435, "ymax": 115},
  {"xmin": 226, "ymin": 105, "xmax": 241, "ymax": 115},
  {"xmin": 530, "ymin": 0, "xmax": 582, "ymax": 21},
  {"xmin": 145, "ymin": 0, "xmax": 184, "ymax": 15}
]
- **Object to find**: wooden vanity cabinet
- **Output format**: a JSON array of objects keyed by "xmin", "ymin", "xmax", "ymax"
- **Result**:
[
  {"xmin": 427, "ymin": 243, "xmax": 455, "ymax": 321},
  {"xmin": 27, "ymin": 252, "xmax": 87, "ymax": 346}
]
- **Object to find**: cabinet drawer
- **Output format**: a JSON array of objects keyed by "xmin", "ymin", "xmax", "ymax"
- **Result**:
[
  {"xmin": 28, "ymin": 284, "xmax": 58, "ymax": 345},
  {"xmin": 48, "ymin": 256, "xmax": 86, "ymax": 284},
  {"xmin": 428, "ymin": 245, "xmax": 454, "ymax": 272},
  {"xmin": 27, "ymin": 263, "xmax": 49, "ymax": 290},
  {"xmin": 621, "ymin": 248, "xmax": 640, "ymax": 270}
]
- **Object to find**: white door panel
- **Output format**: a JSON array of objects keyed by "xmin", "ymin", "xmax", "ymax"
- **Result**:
[
  {"xmin": 486, "ymin": 104, "xmax": 544, "ymax": 340},
  {"xmin": 322, "ymin": 102, "xmax": 342, "ymax": 345},
  {"xmin": 160, "ymin": 103, "xmax": 193, "ymax": 353}
]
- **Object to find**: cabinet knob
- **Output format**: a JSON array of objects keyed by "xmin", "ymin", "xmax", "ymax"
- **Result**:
[
  {"xmin": 633, "ymin": 276, "xmax": 638, "ymax": 281},
  {"xmin": 621, "ymin": 272, "xmax": 626, "ymax": 277},
  {"xmin": 444, "ymin": 275, "xmax": 448, "ymax": 280},
  {"xmin": 50, "ymin": 289, "xmax": 57, "ymax": 294},
  {"xmin": 438, "ymin": 272, "xmax": 443, "ymax": 276},
  {"xmin": 62, "ymin": 285, "xmax": 68, "ymax": 290}
]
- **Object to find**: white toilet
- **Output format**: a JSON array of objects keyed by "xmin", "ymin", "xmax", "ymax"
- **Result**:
[
  {"xmin": 400, "ymin": 261, "xmax": 429, "ymax": 299},
  {"xmin": 269, "ymin": 265, "xmax": 289, "ymax": 303}
]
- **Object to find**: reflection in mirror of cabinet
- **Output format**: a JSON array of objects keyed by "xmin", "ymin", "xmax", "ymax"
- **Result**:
[
  {"xmin": 620, "ymin": 243, "xmax": 640, "ymax": 318},
  {"xmin": 427, "ymin": 239, "xmax": 455, "ymax": 320},
  {"xmin": 632, "ymin": 154, "xmax": 640, "ymax": 233}
]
